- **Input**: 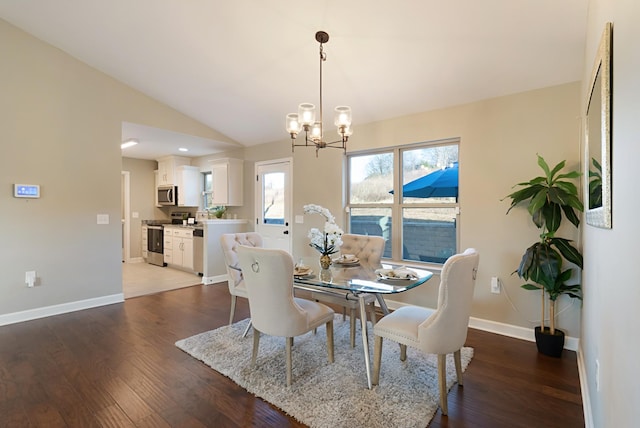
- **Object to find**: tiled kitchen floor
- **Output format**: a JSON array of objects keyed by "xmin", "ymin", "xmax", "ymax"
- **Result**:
[{"xmin": 122, "ymin": 262, "xmax": 203, "ymax": 299}]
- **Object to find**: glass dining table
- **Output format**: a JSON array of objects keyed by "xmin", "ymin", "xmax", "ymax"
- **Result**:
[{"xmin": 293, "ymin": 258, "xmax": 434, "ymax": 389}]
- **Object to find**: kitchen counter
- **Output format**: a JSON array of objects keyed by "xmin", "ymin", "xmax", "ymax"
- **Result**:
[{"xmin": 200, "ymin": 219, "xmax": 248, "ymax": 285}]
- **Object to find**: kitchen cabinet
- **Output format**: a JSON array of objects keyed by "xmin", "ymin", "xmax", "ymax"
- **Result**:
[
  {"xmin": 176, "ymin": 165, "xmax": 200, "ymax": 207},
  {"xmin": 142, "ymin": 225, "xmax": 148, "ymax": 260},
  {"xmin": 157, "ymin": 156, "xmax": 191, "ymax": 186},
  {"xmin": 163, "ymin": 226, "xmax": 194, "ymax": 270},
  {"xmin": 210, "ymin": 158, "xmax": 243, "ymax": 206}
]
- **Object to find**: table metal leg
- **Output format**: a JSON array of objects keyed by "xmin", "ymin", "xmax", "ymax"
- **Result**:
[
  {"xmin": 359, "ymin": 294, "xmax": 372, "ymax": 389},
  {"xmin": 375, "ymin": 294, "xmax": 390, "ymax": 315}
]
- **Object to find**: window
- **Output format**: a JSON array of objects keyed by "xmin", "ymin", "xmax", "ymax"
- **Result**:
[
  {"xmin": 202, "ymin": 171, "xmax": 212, "ymax": 209},
  {"xmin": 262, "ymin": 171, "xmax": 286, "ymax": 225},
  {"xmin": 347, "ymin": 140, "xmax": 459, "ymax": 264}
]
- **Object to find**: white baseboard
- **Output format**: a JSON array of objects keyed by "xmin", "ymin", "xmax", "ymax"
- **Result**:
[
  {"xmin": 202, "ymin": 274, "xmax": 228, "ymax": 285},
  {"xmin": 382, "ymin": 298, "xmax": 579, "ymax": 351},
  {"xmin": 577, "ymin": 346, "xmax": 594, "ymax": 428},
  {"xmin": 0, "ymin": 293, "xmax": 125, "ymax": 326}
]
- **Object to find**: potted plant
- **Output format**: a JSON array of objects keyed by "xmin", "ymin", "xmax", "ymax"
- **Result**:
[{"xmin": 504, "ymin": 155, "xmax": 583, "ymax": 357}]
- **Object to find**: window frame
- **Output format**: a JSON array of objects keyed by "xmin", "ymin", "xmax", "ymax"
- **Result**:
[{"xmin": 346, "ymin": 138, "xmax": 460, "ymax": 265}]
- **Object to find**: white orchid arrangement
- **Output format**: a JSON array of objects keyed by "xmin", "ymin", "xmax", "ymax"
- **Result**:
[{"xmin": 303, "ymin": 204, "xmax": 343, "ymax": 256}]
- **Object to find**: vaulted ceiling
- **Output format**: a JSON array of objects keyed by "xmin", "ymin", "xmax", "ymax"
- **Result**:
[{"xmin": 0, "ymin": 1, "xmax": 589, "ymax": 159}]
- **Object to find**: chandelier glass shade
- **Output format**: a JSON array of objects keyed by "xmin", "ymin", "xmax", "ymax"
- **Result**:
[{"xmin": 286, "ymin": 31, "xmax": 352, "ymax": 156}]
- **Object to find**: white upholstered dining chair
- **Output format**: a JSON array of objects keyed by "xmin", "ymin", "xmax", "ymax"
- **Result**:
[
  {"xmin": 372, "ymin": 248, "xmax": 479, "ymax": 416},
  {"xmin": 220, "ymin": 232, "xmax": 263, "ymax": 327},
  {"xmin": 237, "ymin": 245, "xmax": 335, "ymax": 386},
  {"xmin": 311, "ymin": 233, "xmax": 386, "ymax": 347}
]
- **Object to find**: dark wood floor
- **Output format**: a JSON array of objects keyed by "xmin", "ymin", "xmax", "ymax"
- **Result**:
[{"xmin": 0, "ymin": 284, "xmax": 584, "ymax": 428}]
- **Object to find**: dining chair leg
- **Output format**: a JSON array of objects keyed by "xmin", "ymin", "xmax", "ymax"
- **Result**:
[
  {"xmin": 242, "ymin": 319, "xmax": 253, "ymax": 338},
  {"xmin": 437, "ymin": 354, "xmax": 448, "ymax": 415},
  {"xmin": 372, "ymin": 335, "xmax": 383, "ymax": 385},
  {"xmin": 454, "ymin": 349, "xmax": 463, "ymax": 385},
  {"xmin": 400, "ymin": 344, "xmax": 407, "ymax": 361},
  {"xmin": 368, "ymin": 303, "xmax": 376, "ymax": 325},
  {"xmin": 326, "ymin": 320, "xmax": 334, "ymax": 363},
  {"xmin": 251, "ymin": 329, "xmax": 261, "ymax": 367},
  {"xmin": 286, "ymin": 337, "xmax": 294, "ymax": 386},
  {"xmin": 229, "ymin": 295, "xmax": 237, "ymax": 325},
  {"xmin": 350, "ymin": 308, "xmax": 356, "ymax": 348}
]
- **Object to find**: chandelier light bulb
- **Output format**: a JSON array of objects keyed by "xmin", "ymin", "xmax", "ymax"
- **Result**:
[
  {"xmin": 334, "ymin": 106, "xmax": 352, "ymax": 127},
  {"xmin": 286, "ymin": 113, "xmax": 301, "ymax": 136},
  {"xmin": 310, "ymin": 122, "xmax": 322, "ymax": 142},
  {"xmin": 298, "ymin": 103, "xmax": 316, "ymax": 126}
]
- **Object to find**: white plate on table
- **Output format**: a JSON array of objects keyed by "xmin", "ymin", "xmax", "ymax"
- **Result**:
[
  {"xmin": 376, "ymin": 274, "xmax": 414, "ymax": 280},
  {"xmin": 375, "ymin": 268, "xmax": 418, "ymax": 280},
  {"xmin": 333, "ymin": 257, "xmax": 360, "ymax": 265},
  {"xmin": 294, "ymin": 267, "xmax": 313, "ymax": 278}
]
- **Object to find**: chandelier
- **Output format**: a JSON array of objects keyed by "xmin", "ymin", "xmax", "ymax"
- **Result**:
[{"xmin": 286, "ymin": 31, "xmax": 352, "ymax": 156}]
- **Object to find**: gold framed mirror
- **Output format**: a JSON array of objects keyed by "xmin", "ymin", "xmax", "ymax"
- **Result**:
[{"xmin": 585, "ymin": 22, "xmax": 612, "ymax": 228}]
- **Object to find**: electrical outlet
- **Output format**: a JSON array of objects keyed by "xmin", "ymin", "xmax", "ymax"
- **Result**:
[
  {"xmin": 491, "ymin": 276, "xmax": 500, "ymax": 294},
  {"xmin": 25, "ymin": 271, "xmax": 36, "ymax": 287}
]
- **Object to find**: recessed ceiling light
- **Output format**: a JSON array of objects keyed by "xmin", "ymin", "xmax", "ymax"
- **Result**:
[
  {"xmin": 121, "ymin": 139, "xmax": 138, "ymax": 149},
  {"xmin": 178, "ymin": 147, "xmax": 188, "ymax": 152}
]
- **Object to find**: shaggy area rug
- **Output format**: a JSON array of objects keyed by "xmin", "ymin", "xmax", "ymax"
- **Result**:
[{"xmin": 176, "ymin": 316, "xmax": 473, "ymax": 428}]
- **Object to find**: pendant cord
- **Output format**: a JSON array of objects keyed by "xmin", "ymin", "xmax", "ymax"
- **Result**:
[{"xmin": 319, "ymin": 43, "xmax": 325, "ymax": 143}]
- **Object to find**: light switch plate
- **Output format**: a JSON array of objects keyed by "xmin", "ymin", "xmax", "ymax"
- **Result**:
[{"xmin": 97, "ymin": 214, "xmax": 109, "ymax": 224}]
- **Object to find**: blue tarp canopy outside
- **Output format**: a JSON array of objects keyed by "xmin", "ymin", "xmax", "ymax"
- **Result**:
[{"xmin": 390, "ymin": 162, "xmax": 458, "ymax": 198}]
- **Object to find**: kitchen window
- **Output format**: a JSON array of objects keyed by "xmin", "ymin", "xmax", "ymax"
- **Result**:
[
  {"xmin": 346, "ymin": 139, "xmax": 459, "ymax": 264},
  {"xmin": 202, "ymin": 171, "xmax": 213, "ymax": 209}
]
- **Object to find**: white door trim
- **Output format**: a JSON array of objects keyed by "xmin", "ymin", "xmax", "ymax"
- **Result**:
[{"xmin": 121, "ymin": 170, "xmax": 131, "ymax": 263}]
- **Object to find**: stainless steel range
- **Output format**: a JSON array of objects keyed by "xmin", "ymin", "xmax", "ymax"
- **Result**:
[{"xmin": 147, "ymin": 225, "xmax": 165, "ymax": 267}]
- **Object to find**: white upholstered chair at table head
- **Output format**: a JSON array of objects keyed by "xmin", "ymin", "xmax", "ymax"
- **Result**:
[
  {"xmin": 339, "ymin": 233, "xmax": 386, "ymax": 266},
  {"xmin": 237, "ymin": 245, "xmax": 335, "ymax": 386},
  {"xmin": 372, "ymin": 248, "xmax": 479, "ymax": 416},
  {"xmin": 312, "ymin": 233, "xmax": 386, "ymax": 347},
  {"xmin": 219, "ymin": 232, "xmax": 263, "ymax": 325}
]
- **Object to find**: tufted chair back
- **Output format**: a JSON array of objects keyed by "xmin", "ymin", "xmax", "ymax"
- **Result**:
[
  {"xmin": 220, "ymin": 232, "xmax": 263, "ymax": 325},
  {"xmin": 340, "ymin": 234, "xmax": 386, "ymax": 267}
]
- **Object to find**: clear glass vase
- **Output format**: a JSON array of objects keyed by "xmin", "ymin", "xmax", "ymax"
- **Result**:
[{"xmin": 319, "ymin": 254, "xmax": 332, "ymax": 270}]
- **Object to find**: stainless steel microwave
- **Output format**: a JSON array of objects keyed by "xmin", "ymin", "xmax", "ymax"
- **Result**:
[{"xmin": 157, "ymin": 185, "xmax": 177, "ymax": 206}]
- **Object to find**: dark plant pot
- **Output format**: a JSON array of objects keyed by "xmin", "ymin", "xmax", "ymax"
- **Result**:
[{"xmin": 535, "ymin": 326, "xmax": 565, "ymax": 358}]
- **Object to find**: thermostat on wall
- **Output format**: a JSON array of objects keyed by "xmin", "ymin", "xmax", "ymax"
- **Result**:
[{"xmin": 14, "ymin": 184, "xmax": 40, "ymax": 198}]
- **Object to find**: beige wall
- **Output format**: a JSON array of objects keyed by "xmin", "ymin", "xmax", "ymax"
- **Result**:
[
  {"xmin": 580, "ymin": 1, "xmax": 640, "ymax": 426},
  {"xmin": 0, "ymin": 18, "xmax": 236, "ymax": 316}
]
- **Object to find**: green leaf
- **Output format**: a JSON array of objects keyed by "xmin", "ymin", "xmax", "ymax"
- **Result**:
[
  {"xmin": 504, "ymin": 185, "xmax": 545, "ymax": 213},
  {"xmin": 548, "ymin": 160, "xmax": 567, "ymax": 182},
  {"xmin": 560, "ymin": 205, "xmax": 581, "ymax": 228},
  {"xmin": 550, "ymin": 238, "xmax": 583, "ymax": 268},
  {"xmin": 543, "ymin": 203, "xmax": 562, "ymax": 234},
  {"xmin": 554, "ymin": 180, "xmax": 578, "ymax": 195},
  {"xmin": 537, "ymin": 155, "xmax": 552, "ymax": 178},
  {"xmin": 528, "ymin": 189, "xmax": 548, "ymax": 217},
  {"xmin": 556, "ymin": 171, "xmax": 581, "ymax": 180},
  {"xmin": 531, "ymin": 207, "xmax": 544, "ymax": 228},
  {"xmin": 524, "ymin": 243, "xmax": 561, "ymax": 289},
  {"xmin": 521, "ymin": 283, "xmax": 542, "ymax": 291}
]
